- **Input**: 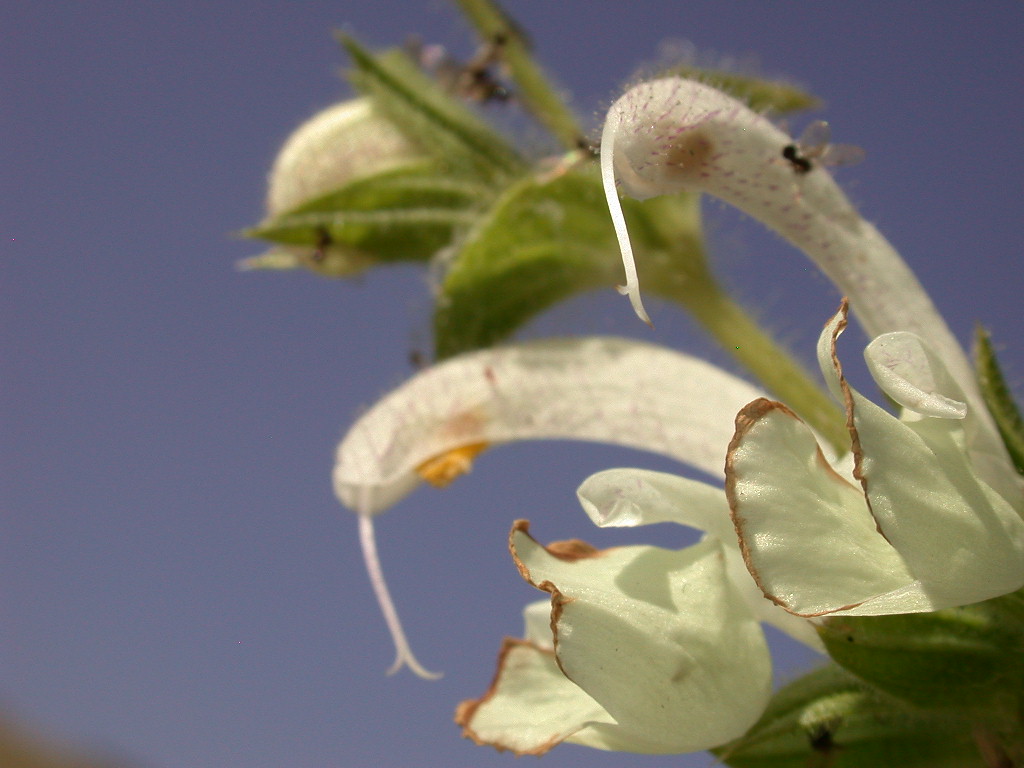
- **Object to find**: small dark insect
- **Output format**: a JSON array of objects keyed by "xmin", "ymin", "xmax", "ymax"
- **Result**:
[
  {"xmin": 806, "ymin": 721, "xmax": 842, "ymax": 768},
  {"xmin": 782, "ymin": 120, "xmax": 865, "ymax": 175},
  {"xmin": 458, "ymin": 34, "xmax": 512, "ymax": 103},
  {"xmin": 782, "ymin": 142, "xmax": 813, "ymax": 174},
  {"xmin": 809, "ymin": 726, "xmax": 834, "ymax": 753},
  {"xmin": 408, "ymin": 33, "xmax": 513, "ymax": 104}
]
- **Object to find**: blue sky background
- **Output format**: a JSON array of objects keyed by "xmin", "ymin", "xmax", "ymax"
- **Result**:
[{"xmin": 3, "ymin": 2, "xmax": 1022, "ymax": 766}]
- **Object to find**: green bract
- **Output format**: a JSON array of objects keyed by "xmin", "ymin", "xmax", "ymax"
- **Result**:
[
  {"xmin": 432, "ymin": 168, "xmax": 693, "ymax": 359},
  {"xmin": 818, "ymin": 591, "xmax": 1024, "ymax": 716},
  {"xmin": 717, "ymin": 665, "xmax": 991, "ymax": 768},
  {"xmin": 976, "ymin": 326, "xmax": 1024, "ymax": 476},
  {"xmin": 339, "ymin": 36, "xmax": 525, "ymax": 182},
  {"xmin": 246, "ymin": 165, "xmax": 486, "ymax": 272}
]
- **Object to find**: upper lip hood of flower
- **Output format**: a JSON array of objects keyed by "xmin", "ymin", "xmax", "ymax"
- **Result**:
[
  {"xmin": 240, "ymin": 99, "xmax": 428, "ymax": 275},
  {"xmin": 727, "ymin": 301, "xmax": 1024, "ymax": 617},
  {"xmin": 265, "ymin": 98, "xmax": 423, "ymax": 219}
]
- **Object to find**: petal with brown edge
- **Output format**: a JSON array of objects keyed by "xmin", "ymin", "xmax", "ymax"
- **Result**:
[
  {"xmin": 455, "ymin": 638, "xmax": 610, "ymax": 756},
  {"xmin": 510, "ymin": 524, "xmax": 772, "ymax": 753},
  {"xmin": 817, "ymin": 305, "xmax": 1024, "ymax": 611},
  {"xmin": 726, "ymin": 398, "xmax": 915, "ymax": 617}
]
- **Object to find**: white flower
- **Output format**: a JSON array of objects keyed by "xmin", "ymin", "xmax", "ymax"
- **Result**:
[
  {"xmin": 454, "ymin": 468, "xmax": 820, "ymax": 755},
  {"xmin": 333, "ymin": 336, "xmax": 782, "ymax": 678},
  {"xmin": 727, "ymin": 301, "xmax": 1024, "ymax": 616},
  {"xmin": 600, "ymin": 78, "xmax": 1009, "ymax": 473},
  {"xmin": 329, "ymin": 75, "xmax": 1022, "ymax": 754}
]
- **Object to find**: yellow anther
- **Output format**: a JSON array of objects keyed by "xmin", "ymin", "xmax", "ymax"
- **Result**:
[{"xmin": 416, "ymin": 442, "xmax": 490, "ymax": 487}]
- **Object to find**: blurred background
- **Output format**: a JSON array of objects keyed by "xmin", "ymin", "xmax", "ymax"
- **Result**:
[{"xmin": 3, "ymin": 2, "xmax": 1022, "ymax": 766}]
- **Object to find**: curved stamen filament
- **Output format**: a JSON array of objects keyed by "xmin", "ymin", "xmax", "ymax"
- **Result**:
[
  {"xmin": 600, "ymin": 108, "xmax": 652, "ymax": 327},
  {"xmin": 358, "ymin": 514, "xmax": 442, "ymax": 680}
]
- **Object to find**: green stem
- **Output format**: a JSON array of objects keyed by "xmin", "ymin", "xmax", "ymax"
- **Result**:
[
  {"xmin": 639, "ymin": 197, "xmax": 848, "ymax": 454},
  {"xmin": 452, "ymin": 0, "xmax": 587, "ymax": 150}
]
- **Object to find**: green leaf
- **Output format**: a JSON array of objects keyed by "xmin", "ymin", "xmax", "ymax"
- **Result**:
[
  {"xmin": 245, "ymin": 166, "xmax": 488, "ymax": 266},
  {"xmin": 431, "ymin": 162, "xmax": 719, "ymax": 359},
  {"xmin": 717, "ymin": 665, "xmax": 987, "ymax": 768},
  {"xmin": 432, "ymin": 168, "xmax": 648, "ymax": 359},
  {"xmin": 975, "ymin": 325, "xmax": 1024, "ymax": 475},
  {"xmin": 658, "ymin": 64, "xmax": 821, "ymax": 114},
  {"xmin": 818, "ymin": 592, "xmax": 1024, "ymax": 717},
  {"xmin": 339, "ymin": 36, "xmax": 526, "ymax": 181}
]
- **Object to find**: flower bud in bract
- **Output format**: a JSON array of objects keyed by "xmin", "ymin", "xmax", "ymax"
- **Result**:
[
  {"xmin": 246, "ymin": 98, "xmax": 426, "ymax": 276},
  {"xmin": 266, "ymin": 98, "xmax": 420, "ymax": 215}
]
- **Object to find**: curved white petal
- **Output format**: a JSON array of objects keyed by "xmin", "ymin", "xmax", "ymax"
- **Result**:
[
  {"xmin": 334, "ymin": 336, "xmax": 763, "ymax": 516},
  {"xmin": 866, "ymin": 331, "xmax": 1024, "ymax": 505},
  {"xmin": 727, "ymin": 400, "xmax": 921, "ymax": 616},
  {"xmin": 576, "ymin": 467, "xmax": 735, "ymax": 541},
  {"xmin": 865, "ymin": 332, "xmax": 967, "ymax": 419},
  {"xmin": 521, "ymin": 599, "xmax": 555, "ymax": 648},
  {"xmin": 506, "ymin": 523, "xmax": 772, "ymax": 754}
]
